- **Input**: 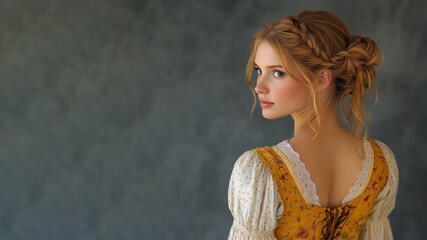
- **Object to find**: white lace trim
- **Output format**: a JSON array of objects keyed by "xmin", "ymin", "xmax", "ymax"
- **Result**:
[
  {"xmin": 274, "ymin": 139, "xmax": 372, "ymax": 207},
  {"xmin": 275, "ymin": 140, "xmax": 320, "ymax": 206},
  {"xmin": 341, "ymin": 140, "xmax": 373, "ymax": 204}
]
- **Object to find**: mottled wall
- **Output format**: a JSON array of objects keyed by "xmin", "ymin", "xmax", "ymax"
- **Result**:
[{"xmin": 0, "ymin": 0, "xmax": 425, "ymax": 239}]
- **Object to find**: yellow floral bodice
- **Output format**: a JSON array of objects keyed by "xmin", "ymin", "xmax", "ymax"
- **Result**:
[{"xmin": 253, "ymin": 138, "xmax": 389, "ymax": 239}]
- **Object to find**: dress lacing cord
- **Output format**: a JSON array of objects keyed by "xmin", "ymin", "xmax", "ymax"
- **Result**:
[{"xmin": 320, "ymin": 205, "xmax": 352, "ymax": 240}]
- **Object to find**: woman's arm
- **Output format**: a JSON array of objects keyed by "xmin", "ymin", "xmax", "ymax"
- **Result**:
[
  {"xmin": 359, "ymin": 140, "xmax": 399, "ymax": 240},
  {"xmin": 227, "ymin": 150, "xmax": 284, "ymax": 239}
]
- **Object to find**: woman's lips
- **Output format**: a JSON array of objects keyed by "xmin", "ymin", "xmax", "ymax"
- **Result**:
[{"xmin": 260, "ymin": 100, "xmax": 274, "ymax": 108}]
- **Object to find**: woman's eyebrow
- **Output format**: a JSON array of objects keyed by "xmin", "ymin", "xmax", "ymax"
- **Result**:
[{"xmin": 254, "ymin": 63, "xmax": 283, "ymax": 68}]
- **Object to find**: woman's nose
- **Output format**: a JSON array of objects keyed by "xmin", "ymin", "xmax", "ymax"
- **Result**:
[{"xmin": 255, "ymin": 75, "xmax": 268, "ymax": 94}]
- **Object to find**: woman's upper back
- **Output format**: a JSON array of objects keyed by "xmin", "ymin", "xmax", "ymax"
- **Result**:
[
  {"xmin": 274, "ymin": 137, "xmax": 377, "ymax": 208},
  {"xmin": 285, "ymin": 136, "xmax": 369, "ymax": 208},
  {"xmin": 227, "ymin": 138, "xmax": 398, "ymax": 239}
]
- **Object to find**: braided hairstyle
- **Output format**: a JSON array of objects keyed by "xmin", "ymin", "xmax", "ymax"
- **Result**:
[{"xmin": 246, "ymin": 10, "xmax": 384, "ymax": 142}]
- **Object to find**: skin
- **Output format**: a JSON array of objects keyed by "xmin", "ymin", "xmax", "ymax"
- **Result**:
[{"xmin": 254, "ymin": 40, "xmax": 366, "ymax": 208}]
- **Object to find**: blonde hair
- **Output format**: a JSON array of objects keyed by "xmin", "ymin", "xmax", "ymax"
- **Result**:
[{"xmin": 246, "ymin": 10, "xmax": 384, "ymax": 143}]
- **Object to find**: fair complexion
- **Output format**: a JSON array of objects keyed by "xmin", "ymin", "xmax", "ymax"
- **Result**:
[
  {"xmin": 254, "ymin": 40, "xmax": 366, "ymax": 208},
  {"xmin": 254, "ymin": 41, "xmax": 312, "ymax": 120}
]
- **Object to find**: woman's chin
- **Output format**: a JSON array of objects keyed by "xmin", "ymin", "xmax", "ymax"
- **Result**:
[
  {"xmin": 261, "ymin": 110, "xmax": 289, "ymax": 120},
  {"xmin": 261, "ymin": 112, "xmax": 280, "ymax": 120}
]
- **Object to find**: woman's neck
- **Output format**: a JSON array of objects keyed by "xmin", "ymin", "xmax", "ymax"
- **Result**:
[{"xmin": 290, "ymin": 105, "xmax": 354, "ymax": 147}]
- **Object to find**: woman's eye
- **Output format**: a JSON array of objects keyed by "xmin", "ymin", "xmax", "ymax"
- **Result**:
[
  {"xmin": 273, "ymin": 71, "xmax": 285, "ymax": 77},
  {"xmin": 255, "ymin": 68, "xmax": 262, "ymax": 75}
]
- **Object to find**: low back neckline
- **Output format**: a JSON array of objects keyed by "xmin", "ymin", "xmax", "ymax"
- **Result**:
[{"xmin": 274, "ymin": 138, "xmax": 374, "ymax": 208}]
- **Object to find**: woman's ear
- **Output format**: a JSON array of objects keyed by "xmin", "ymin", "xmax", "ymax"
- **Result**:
[{"xmin": 316, "ymin": 69, "xmax": 332, "ymax": 92}]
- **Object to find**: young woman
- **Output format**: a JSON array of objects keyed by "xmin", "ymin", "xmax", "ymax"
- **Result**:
[{"xmin": 227, "ymin": 10, "xmax": 399, "ymax": 239}]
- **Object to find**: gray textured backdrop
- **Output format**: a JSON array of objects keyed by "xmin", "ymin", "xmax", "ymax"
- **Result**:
[{"xmin": 0, "ymin": 0, "xmax": 425, "ymax": 239}]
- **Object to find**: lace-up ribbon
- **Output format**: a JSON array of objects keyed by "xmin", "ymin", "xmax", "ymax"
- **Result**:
[{"xmin": 320, "ymin": 205, "xmax": 353, "ymax": 239}]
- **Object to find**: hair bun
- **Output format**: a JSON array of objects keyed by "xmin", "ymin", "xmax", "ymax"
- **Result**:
[
  {"xmin": 347, "ymin": 34, "xmax": 384, "ymax": 69},
  {"xmin": 332, "ymin": 34, "xmax": 383, "ymax": 73},
  {"xmin": 331, "ymin": 34, "xmax": 384, "ymax": 96}
]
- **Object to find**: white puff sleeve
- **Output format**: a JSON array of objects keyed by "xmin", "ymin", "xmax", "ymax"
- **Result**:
[
  {"xmin": 227, "ymin": 150, "xmax": 284, "ymax": 240},
  {"xmin": 359, "ymin": 140, "xmax": 399, "ymax": 240}
]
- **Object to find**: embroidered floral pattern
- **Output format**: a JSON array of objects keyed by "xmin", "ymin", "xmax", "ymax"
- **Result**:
[
  {"xmin": 372, "ymin": 181, "xmax": 378, "ymax": 191},
  {"xmin": 269, "ymin": 157, "xmax": 284, "ymax": 170},
  {"xmin": 363, "ymin": 195, "xmax": 370, "ymax": 201},
  {"xmin": 297, "ymin": 227, "xmax": 309, "ymax": 238},
  {"xmin": 280, "ymin": 173, "xmax": 289, "ymax": 181}
]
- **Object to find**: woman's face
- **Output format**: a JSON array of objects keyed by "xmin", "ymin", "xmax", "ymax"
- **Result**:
[{"xmin": 254, "ymin": 40, "xmax": 311, "ymax": 119}]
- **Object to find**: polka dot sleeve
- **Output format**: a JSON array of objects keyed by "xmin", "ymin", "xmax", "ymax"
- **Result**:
[
  {"xmin": 227, "ymin": 150, "xmax": 284, "ymax": 240},
  {"xmin": 359, "ymin": 140, "xmax": 399, "ymax": 240}
]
